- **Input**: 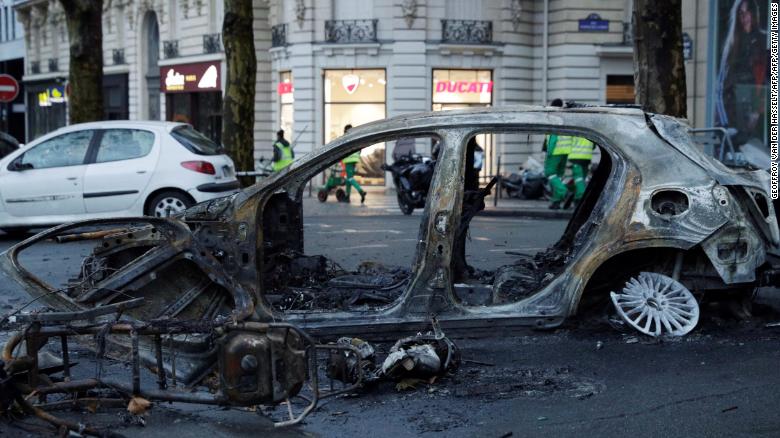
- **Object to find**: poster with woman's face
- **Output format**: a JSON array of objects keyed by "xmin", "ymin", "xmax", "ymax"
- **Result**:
[{"xmin": 714, "ymin": 0, "xmax": 769, "ymax": 147}]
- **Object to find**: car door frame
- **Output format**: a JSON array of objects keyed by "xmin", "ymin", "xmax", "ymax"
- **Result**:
[
  {"xmin": 0, "ymin": 129, "xmax": 99, "ymax": 220},
  {"xmin": 80, "ymin": 128, "xmax": 160, "ymax": 214},
  {"xmin": 228, "ymin": 114, "xmax": 629, "ymax": 335}
]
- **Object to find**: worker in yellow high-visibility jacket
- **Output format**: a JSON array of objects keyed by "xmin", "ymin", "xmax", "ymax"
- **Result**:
[
  {"xmin": 341, "ymin": 124, "xmax": 366, "ymax": 204},
  {"xmin": 544, "ymin": 133, "xmax": 572, "ymax": 210},
  {"xmin": 271, "ymin": 130, "xmax": 294, "ymax": 172},
  {"xmin": 567, "ymin": 137, "xmax": 595, "ymax": 204}
]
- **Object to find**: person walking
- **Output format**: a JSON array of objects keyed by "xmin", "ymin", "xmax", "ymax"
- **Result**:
[
  {"xmin": 566, "ymin": 137, "xmax": 595, "ymax": 206},
  {"xmin": 543, "ymin": 99, "xmax": 570, "ymax": 210},
  {"xmin": 271, "ymin": 129, "xmax": 294, "ymax": 172},
  {"xmin": 341, "ymin": 124, "xmax": 367, "ymax": 204}
]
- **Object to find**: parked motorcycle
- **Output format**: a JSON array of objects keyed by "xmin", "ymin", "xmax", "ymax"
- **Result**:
[
  {"xmin": 382, "ymin": 153, "xmax": 435, "ymax": 215},
  {"xmin": 502, "ymin": 168, "xmax": 546, "ymax": 200}
]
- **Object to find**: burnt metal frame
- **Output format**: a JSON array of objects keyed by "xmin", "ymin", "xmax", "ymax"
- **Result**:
[
  {"xmin": 2, "ymin": 317, "xmax": 363, "ymax": 433},
  {"xmin": 243, "ymin": 119, "xmax": 625, "ymax": 336},
  {"xmin": 1, "ymin": 108, "xmax": 776, "ymax": 341}
]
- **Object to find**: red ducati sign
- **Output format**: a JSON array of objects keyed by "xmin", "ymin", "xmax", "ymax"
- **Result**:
[{"xmin": 0, "ymin": 74, "xmax": 20, "ymax": 103}]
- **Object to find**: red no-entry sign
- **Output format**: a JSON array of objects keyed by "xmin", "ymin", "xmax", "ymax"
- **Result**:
[{"xmin": 0, "ymin": 74, "xmax": 20, "ymax": 103}]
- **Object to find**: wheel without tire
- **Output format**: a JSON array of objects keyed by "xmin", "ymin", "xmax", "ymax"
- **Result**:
[
  {"xmin": 610, "ymin": 272, "xmax": 699, "ymax": 337},
  {"xmin": 317, "ymin": 189, "xmax": 328, "ymax": 202},
  {"xmin": 146, "ymin": 191, "xmax": 194, "ymax": 217}
]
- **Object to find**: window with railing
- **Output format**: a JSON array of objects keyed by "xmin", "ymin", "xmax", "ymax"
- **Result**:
[
  {"xmin": 272, "ymin": 23, "xmax": 287, "ymax": 47},
  {"xmin": 441, "ymin": 19, "xmax": 492, "ymax": 44},
  {"xmin": 324, "ymin": 19, "xmax": 378, "ymax": 43},
  {"xmin": 163, "ymin": 40, "xmax": 179, "ymax": 59},
  {"xmin": 622, "ymin": 22, "xmax": 633, "ymax": 45},
  {"xmin": 203, "ymin": 33, "xmax": 221, "ymax": 53},
  {"xmin": 112, "ymin": 48, "xmax": 125, "ymax": 65},
  {"xmin": 48, "ymin": 58, "xmax": 58, "ymax": 72},
  {"xmin": 30, "ymin": 61, "xmax": 40, "ymax": 74}
]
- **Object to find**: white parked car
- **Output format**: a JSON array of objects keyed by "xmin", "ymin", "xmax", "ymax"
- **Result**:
[{"xmin": 0, "ymin": 121, "xmax": 238, "ymax": 234}]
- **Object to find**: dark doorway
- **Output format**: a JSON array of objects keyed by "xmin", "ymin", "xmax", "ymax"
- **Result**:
[{"xmin": 103, "ymin": 74, "xmax": 129, "ymax": 120}]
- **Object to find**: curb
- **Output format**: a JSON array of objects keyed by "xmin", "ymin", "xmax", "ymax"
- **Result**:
[{"xmin": 480, "ymin": 208, "xmax": 573, "ymax": 220}]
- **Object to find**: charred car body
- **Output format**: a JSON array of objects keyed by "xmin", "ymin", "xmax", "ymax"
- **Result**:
[{"xmin": 1, "ymin": 106, "xmax": 779, "ymax": 430}]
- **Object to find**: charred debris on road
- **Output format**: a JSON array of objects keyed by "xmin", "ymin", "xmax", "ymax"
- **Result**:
[{"xmin": 1, "ymin": 106, "xmax": 779, "ymax": 433}]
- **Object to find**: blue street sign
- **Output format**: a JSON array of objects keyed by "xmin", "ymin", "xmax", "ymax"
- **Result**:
[{"xmin": 579, "ymin": 13, "xmax": 609, "ymax": 32}]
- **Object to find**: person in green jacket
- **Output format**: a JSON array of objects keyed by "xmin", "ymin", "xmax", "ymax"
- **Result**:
[
  {"xmin": 271, "ymin": 129, "xmax": 294, "ymax": 172},
  {"xmin": 567, "ymin": 137, "xmax": 595, "ymax": 205},
  {"xmin": 341, "ymin": 124, "xmax": 367, "ymax": 204},
  {"xmin": 543, "ymin": 99, "xmax": 569, "ymax": 210}
]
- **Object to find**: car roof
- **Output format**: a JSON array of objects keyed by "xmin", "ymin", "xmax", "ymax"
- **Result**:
[{"xmin": 56, "ymin": 120, "xmax": 188, "ymax": 131}]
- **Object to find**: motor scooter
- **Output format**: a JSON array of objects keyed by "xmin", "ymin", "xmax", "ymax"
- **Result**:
[{"xmin": 381, "ymin": 153, "xmax": 435, "ymax": 215}]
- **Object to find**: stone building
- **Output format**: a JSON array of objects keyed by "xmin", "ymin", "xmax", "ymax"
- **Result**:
[
  {"xmin": 11, "ymin": 0, "xmax": 767, "ymax": 187},
  {"xmin": 0, "ymin": 0, "xmax": 25, "ymax": 143}
]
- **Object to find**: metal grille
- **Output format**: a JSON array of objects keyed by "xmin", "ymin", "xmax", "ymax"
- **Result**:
[
  {"xmin": 324, "ymin": 19, "xmax": 378, "ymax": 43},
  {"xmin": 441, "ymin": 19, "xmax": 493, "ymax": 44},
  {"xmin": 112, "ymin": 48, "xmax": 125, "ymax": 65},
  {"xmin": 272, "ymin": 23, "xmax": 287, "ymax": 47},
  {"xmin": 203, "ymin": 33, "xmax": 222, "ymax": 54},
  {"xmin": 163, "ymin": 40, "xmax": 179, "ymax": 59},
  {"xmin": 622, "ymin": 22, "xmax": 633, "ymax": 45}
]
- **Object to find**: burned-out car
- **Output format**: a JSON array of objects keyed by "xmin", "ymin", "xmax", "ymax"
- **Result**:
[{"xmin": 1, "ymin": 106, "xmax": 779, "ymax": 431}]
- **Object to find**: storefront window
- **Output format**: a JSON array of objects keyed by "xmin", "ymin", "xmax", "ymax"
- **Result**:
[
  {"xmin": 27, "ymin": 82, "xmax": 67, "ymax": 140},
  {"xmin": 324, "ymin": 69, "xmax": 386, "ymax": 185},
  {"xmin": 432, "ymin": 69, "xmax": 493, "ymax": 183},
  {"xmin": 279, "ymin": 71, "xmax": 294, "ymax": 141},
  {"xmin": 162, "ymin": 61, "xmax": 223, "ymax": 144},
  {"xmin": 432, "ymin": 69, "xmax": 492, "ymax": 110}
]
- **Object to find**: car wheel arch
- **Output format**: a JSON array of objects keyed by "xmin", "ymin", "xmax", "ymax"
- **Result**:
[
  {"xmin": 143, "ymin": 187, "xmax": 196, "ymax": 216},
  {"xmin": 571, "ymin": 243, "xmax": 702, "ymax": 315}
]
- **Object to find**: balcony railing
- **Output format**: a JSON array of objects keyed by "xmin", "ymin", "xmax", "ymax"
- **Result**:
[
  {"xmin": 203, "ymin": 33, "xmax": 222, "ymax": 54},
  {"xmin": 622, "ymin": 22, "xmax": 633, "ymax": 45},
  {"xmin": 272, "ymin": 23, "xmax": 287, "ymax": 47},
  {"xmin": 48, "ymin": 58, "xmax": 58, "ymax": 72},
  {"xmin": 324, "ymin": 19, "xmax": 378, "ymax": 43},
  {"xmin": 112, "ymin": 48, "xmax": 125, "ymax": 65},
  {"xmin": 30, "ymin": 61, "xmax": 40, "ymax": 74},
  {"xmin": 163, "ymin": 40, "xmax": 179, "ymax": 59},
  {"xmin": 441, "ymin": 19, "xmax": 493, "ymax": 44}
]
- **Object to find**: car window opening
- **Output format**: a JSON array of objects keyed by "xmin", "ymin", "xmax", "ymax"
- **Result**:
[
  {"xmin": 455, "ymin": 130, "xmax": 612, "ymax": 306},
  {"xmin": 260, "ymin": 135, "xmax": 440, "ymax": 313}
]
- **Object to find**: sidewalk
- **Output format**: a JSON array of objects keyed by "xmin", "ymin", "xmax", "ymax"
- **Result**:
[{"xmin": 302, "ymin": 188, "xmax": 573, "ymax": 219}]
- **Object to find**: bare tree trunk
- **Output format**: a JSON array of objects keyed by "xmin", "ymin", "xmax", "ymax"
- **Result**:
[
  {"xmin": 222, "ymin": 0, "xmax": 257, "ymax": 185},
  {"xmin": 60, "ymin": 0, "xmax": 104, "ymax": 123},
  {"xmin": 632, "ymin": 0, "xmax": 687, "ymax": 118}
]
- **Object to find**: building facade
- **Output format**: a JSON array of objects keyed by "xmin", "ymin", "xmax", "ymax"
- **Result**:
[
  {"xmin": 0, "ymin": 0, "xmax": 25, "ymax": 143},
  {"xmin": 11, "ymin": 0, "xmax": 769, "ymax": 186}
]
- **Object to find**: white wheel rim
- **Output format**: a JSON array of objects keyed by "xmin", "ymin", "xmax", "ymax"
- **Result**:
[
  {"xmin": 154, "ymin": 197, "xmax": 187, "ymax": 217},
  {"xmin": 609, "ymin": 272, "xmax": 699, "ymax": 337}
]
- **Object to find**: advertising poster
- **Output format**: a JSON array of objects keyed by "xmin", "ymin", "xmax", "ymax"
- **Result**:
[{"xmin": 714, "ymin": 0, "xmax": 770, "ymax": 147}]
